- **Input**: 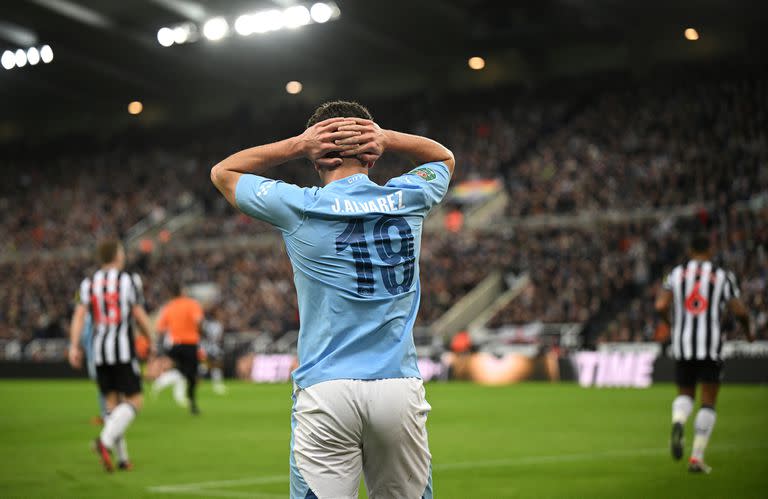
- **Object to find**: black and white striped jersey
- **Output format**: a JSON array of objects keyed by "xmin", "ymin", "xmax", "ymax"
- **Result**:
[
  {"xmin": 78, "ymin": 269, "xmax": 145, "ymax": 366},
  {"xmin": 663, "ymin": 259, "xmax": 740, "ymax": 361}
]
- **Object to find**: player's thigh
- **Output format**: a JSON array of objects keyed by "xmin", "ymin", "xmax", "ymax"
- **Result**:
[
  {"xmin": 292, "ymin": 381, "xmax": 364, "ymax": 498},
  {"xmin": 675, "ymin": 361, "xmax": 697, "ymax": 391},
  {"xmin": 698, "ymin": 361, "xmax": 722, "ymax": 406},
  {"xmin": 116, "ymin": 361, "xmax": 143, "ymax": 399},
  {"xmin": 96, "ymin": 365, "xmax": 117, "ymax": 396},
  {"xmin": 362, "ymin": 378, "xmax": 432, "ymax": 499},
  {"xmin": 177, "ymin": 345, "xmax": 198, "ymax": 378}
]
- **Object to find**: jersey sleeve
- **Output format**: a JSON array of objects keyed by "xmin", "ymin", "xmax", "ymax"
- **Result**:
[
  {"xmin": 724, "ymin": 271, "xmax": 740, "ymax": 300},
  {"xmin": 131, "ymin": 273, "xmax": 145, "ymax": 306},
  {"xmin": 662, "ymin": 269, "xmax": 675, "ymax": 291},
  {"xmin": 385, "ymin": 161, "xmax": 452, "ymax": 212},
  {"xmin": 235, "ymin": 174, "xmax": 306, "ymax": 233},
  {"xmin": 78, "ymin": 278, "xmax": 91, "ymax": 306}
]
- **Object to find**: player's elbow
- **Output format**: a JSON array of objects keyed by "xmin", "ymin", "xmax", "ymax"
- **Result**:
[
  {"xmin": 443, "ymin": 148, "xmax": 456, "ymax": 175},
  {"xmin": 210, "ymin": 163, "xmax": 224, "ymax": 188}
]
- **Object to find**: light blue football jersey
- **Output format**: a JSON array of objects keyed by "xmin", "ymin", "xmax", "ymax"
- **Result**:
[{"xmin": 235, "ymin": 161, "xmax": 451, "ymax": 388}]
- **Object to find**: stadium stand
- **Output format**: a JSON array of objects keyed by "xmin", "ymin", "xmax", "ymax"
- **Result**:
[{"xmin": 1, "ymin": 73, "xmax": 766, "ymax": 349}]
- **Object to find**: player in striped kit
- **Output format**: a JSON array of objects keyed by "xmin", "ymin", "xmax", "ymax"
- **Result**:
[
  {"xmin": 68, "ymin": 239, "xmax": 154, "ymax": 472},
  {"xmin": 655, "ymin": 234, "xmax": 755, "ymax": 473}
]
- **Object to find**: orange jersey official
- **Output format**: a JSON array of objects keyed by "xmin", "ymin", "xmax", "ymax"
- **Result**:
[{"xmin": 157, "ymin": 296, "xmax": 204, "ymax": 345}]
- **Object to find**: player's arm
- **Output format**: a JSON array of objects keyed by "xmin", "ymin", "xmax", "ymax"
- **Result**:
[
  {"xmin": 210, "ymin": 118, "xmax": 360, "ymax": 208},
  {"xmin": 68, "ymin": 304, "xmax": 87, "ymax": 369},
  {"xmin": 132, "ymin": 305, "xmax": 154, "ymax": 342},
  {"xmin": 654, "ymin": 289, "xmax": 672, "ymax": 325},
  {"xmin": 728, "ymin": 298, "xmax": 756, "ymax": 342},
  {"xmin": 337, "ymin": 119, "xmax": 455, "ymax": 175}
]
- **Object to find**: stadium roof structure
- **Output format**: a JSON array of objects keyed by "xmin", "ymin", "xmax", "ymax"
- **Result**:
[{"xmin": 0, "ymin": 0, "xmax": 765, "ymax": 137}]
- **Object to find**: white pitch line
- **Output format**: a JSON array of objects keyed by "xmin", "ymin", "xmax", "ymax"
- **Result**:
[
  {"xmin": 432, "ymin": 447, "xmax": 665, "ymax": 471},
  {"xmin": 157, "ymin": 490, "xmax": 283, "ymax": 499},
  {"xmin": 148, "ymin": 442, "xmax": 768, "ymax": 496},
  {"xmin": 433, "ymin": 441, "xmax": 768, "ymax": 471},
  {"xmin": 148, "ymin": 475, "xmax": 286, "ymax": 492}
]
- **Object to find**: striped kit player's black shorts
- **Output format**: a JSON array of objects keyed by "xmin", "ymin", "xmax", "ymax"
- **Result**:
[
  {"xmin": 675, "ymin": 359, "xmax": 724, "ymax": 387},
  {"xmin": 95, "ymin": 361, "xmax": 142, "ymax": 396}
]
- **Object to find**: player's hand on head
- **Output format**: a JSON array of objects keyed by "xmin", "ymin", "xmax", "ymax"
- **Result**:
[
  {"xmin": 299, "ymin": 117, "xmax": 361, "ymax": 165},
  {"xmin": 335, "ymin": 118, "xmax": 386, "ymax": 163}
]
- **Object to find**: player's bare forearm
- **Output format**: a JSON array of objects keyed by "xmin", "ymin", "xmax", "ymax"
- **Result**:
[
  {"xmin": 654, "ymin": 290, "xmax": 672, "ymax": 325},
  {"xmin": 68, "ymin": 304, "xmax": 86, "ymax": 369},
  {"xmin": 729, "ymin": 298, "xmax": 755, "ymax": 341},
  {"xmin": 69, "ymin": 305, "xmax": 86, "ymax": 349},
  {"xmin": 210, "ymin": 137, "xmax": 304, "ymax": 206},
  {"xmin": 132, "ymin": 305, "xmax": 154, "ymax": 341},
  {"xmin": 383, "ymin": 130, "xmax": 455, "ymax": 174},
  {"xmin": 738, "ymin": 315, "xmax": 755, "ymax": 342},
  {"xmin": 210, "ymin": 118, "xmax": 360, "ymax": 207}
]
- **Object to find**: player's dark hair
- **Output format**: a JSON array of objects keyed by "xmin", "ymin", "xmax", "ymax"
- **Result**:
[
  {"xmin": 97, "ymin": 239, "xmax": 121, "ymax": 264},
  {"xmin": 690, "ymin": 233, "xmax": 711, "ymax": 253},
  {"xmin": 170, "ymin": 282, "xmax": 183, "ymax": 297},
  {"xmin": 306, "ymin": 100, "xmax": 373, "ymax": 129}
]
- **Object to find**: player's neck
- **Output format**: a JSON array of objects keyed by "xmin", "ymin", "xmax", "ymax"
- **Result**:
[
  {"xmin": 101, "ymin": 262, "xmax": 122, "ymax": 271},
  {"xmin": 690, "ymin": 253, "xmax": 711, "ymax": 262},
  {"xmin": 321, "ymin": 165, "xmax": 369, "ymax": 186}
]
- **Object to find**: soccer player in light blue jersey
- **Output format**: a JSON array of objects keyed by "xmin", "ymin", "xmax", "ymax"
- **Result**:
[{"xmin": 211, "ymin": 100, "xmax": 454, "ymax": 499}]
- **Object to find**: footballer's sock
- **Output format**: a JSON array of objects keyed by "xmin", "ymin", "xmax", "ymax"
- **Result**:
[
  {"xmin": 173, "ymin": 377, "xmax": 188, "ymax": 407},
  {"xmin": 691, "ymin": 406, "xmax": 716, "ymax": 461},
  {"xmin": 100, "ymin": 403, "xmax": 136, "ymax": 449},
  {"xmin": 153, "ymin": 369, "xmax": 184, "ymax": 393},
  {"xmin": 187, "ymin": 375, "xmax": 197, "ymax": 406},
  {"xmin": 98, "ymin": 392, "xmax": 107, "ymax": 418},
  {"xmin": 115, "ymin": 436, "xmax": 129, "ymax": 463},
  {"xmin": 212, "ymin": 367, "xmax": 225, "ymax": 390},
  {"xmin": 672, "ymin": 395, "xmax": 694, "ymax": 424}
]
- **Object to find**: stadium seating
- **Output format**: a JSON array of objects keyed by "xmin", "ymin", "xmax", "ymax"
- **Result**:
[{"xmin": 1, "ymin": 75, "xmax": 766, "ymax": 346}]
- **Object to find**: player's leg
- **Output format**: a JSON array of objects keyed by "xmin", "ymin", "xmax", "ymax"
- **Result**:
[
  {"xmin": 361, "ymin": 378, "xmax": 432, "ymax": 499},
  {"xmin": 291, "ymin": 381, "xmax": 363, "ymax": 499},
  {"xmin": 165, "ymin": 347, "xmax": 190, "ymax": 408},
  {"xmin": 112, "ymin": 395, "xmax": 132, "ymax": 470},
  {"xmin": 185, "ymin": 345, "xmax": 200, "ymax": 414},
  {"xmin": 209, "ymin": 348, "xmax": 227, "ymax": 395},
  {"xmin": 152, "ymin": 360, "xmax": 185, "ymax": 398},
  {"xmin": 671, "ymin": 361, "xmax": 695, "ymax": 461},
  {"xmin": 92, "ymin": 365, "xmax": 118, "ymax": 471},
  {"xmin": 99, "ymin": 362, "xmax": 143, "ymax": 470},
  {"xmin": 689, "ymin": 361, "xmax": 721, "ymax": 473}
]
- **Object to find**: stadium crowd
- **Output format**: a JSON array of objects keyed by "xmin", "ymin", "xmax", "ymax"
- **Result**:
[
  {"xmin": 505, "ymin": 78, "xmax": 767, "ymax": 216},
  {"xmin": 1, "ymin": 73, "xmax": 766, "ymax": 347}
]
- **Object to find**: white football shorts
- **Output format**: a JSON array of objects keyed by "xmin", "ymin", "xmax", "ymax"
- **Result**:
[{"xmin": 289, "ymin": 377, "xmax": 433, "ymax": 499}]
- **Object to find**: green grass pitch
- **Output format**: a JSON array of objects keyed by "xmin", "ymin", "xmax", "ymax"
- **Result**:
[{"xmin": 1, "ymin": 380, "xmax": 766, "ymax": 498}]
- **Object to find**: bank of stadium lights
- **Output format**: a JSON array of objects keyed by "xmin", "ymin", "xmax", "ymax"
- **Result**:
[
  {"xmin": 684, "ymin": 28, "xmax": 699, "ymax": 41},
  {"xmin": 2, "ymin": 44, "xmax": 53, "ymax": 70},
  {"xmin": 157, "ymin": 2, "xmax": 340, "ymax": 47},
  {"xmin": 158, "ymin": 23, "xmax": 198, "ymax": 47},
  {"xmin": 203, "ymin": 17, "xmax": 229, "ymax": 41}
]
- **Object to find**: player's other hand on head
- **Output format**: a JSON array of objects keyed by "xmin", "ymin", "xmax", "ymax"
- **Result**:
[
  {"xmin": 336, "ymin": 118, "xmax": 387, "ymax": 164},
  {"xmin": 299, "ymin": 117, "xmax": 361, "ymax": 168},
  {"xmin": 68, "ymin": 345, "xmax": 83, "ymax": 369}
]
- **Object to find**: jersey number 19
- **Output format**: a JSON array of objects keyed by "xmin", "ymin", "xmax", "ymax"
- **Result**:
[{"xmin": 336, "ymin": 216, "xmax": 415, "ymax": 296}]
